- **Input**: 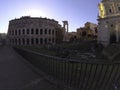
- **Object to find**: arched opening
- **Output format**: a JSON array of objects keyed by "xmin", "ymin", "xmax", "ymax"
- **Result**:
[
  {"xmin": 40, "ymin": 38, "xmax": 43, "ymax": 44},
  {"xmin": 12, "ymin": 39, "xmax": 14, "ymax": 45},
  {"xmin": 19, "ymin": 39, "xmax": 21, "ymax": 45},
  {"xmin": 27, "ymin": 29, "xmax": 29, "ymax": 34},
  {"xmin": 110, "ymin": 34, "xmax": 116, "ymax": 44},
  {"xmin": 36, "ymin": 38, "xmax": 39, "ymax": 44},
  {"xmin": 45, "ymin": 29, "xmax": 47, "ymax": 35},
  {"xmin": 27, "ymin": 39, "xmax": 29, "ymax": 45},
  {"xmin": 49, "ymin": 29, "xmax": 51, "ymax": 35},
  {"xmin": 31, "ymin": 38, "xmax": 34, "ymax": 45},
  {"xmin": 22, "ymin": 38, "xmax": 25, "ymax": 45},
  {"xmin": 15, "ymin": 39, "xmax": 17, "ymax": 45},
  {"xmin": 52, "ymin": 38, "xmax": 54, "ymax": 43},
  {"xmin": 40, "ymin": 29, "xmax": 43, "ymax": 35},
  {"xmin": 44, "ymin": 38, "xmax": 47, "ymax": 44},
  {"xmin": 49, "ymin": 38, "xmax": 51, "ymax": 43},
  {"xmin": 36, "ymin": 28, "xmax": 39, "ymax": 35}
]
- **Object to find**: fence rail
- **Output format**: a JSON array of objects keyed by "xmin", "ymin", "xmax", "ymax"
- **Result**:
[{"xmin": 14, "ymin": 47, "xmax": 120, "ymax": 90}]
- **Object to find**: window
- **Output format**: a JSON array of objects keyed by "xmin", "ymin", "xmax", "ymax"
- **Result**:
[{"xmin": 40, "ymin": 29, "xmax": 43, "ymax": 35}]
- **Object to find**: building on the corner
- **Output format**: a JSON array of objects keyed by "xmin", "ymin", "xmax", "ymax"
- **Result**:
[
  {"xmin": 7, "ymin": 16, "xmax": 64, "ymax": 46},
  {"xmin": 77, "ymin": 22, "xmax": 98, "ymax": 39},
  {"xmin": 98, "ymin": 0, "xmax": 120, "ymax": 46}
]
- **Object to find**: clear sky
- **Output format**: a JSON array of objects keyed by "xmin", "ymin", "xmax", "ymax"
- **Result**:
[{"xmin": 0, "ymin": 0, "xmax": 101, "ymax": 33}]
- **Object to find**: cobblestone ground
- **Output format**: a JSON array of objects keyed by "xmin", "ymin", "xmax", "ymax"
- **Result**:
[{"xmin": 0, "ymin": 46, "xmax": 61, "ymax": 90}]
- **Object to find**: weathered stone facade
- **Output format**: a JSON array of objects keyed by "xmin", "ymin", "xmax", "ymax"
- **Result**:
[
  {"xmin": 98, "ymin": 0, "xmax": 120, "ymax": 46},
  {"xmin": 77, "ymin": 22, "xmax": 97, "ymax": 39},
  {"xmin": 7, "ymin": 16, "xmax": 63, "ymax": 46}
]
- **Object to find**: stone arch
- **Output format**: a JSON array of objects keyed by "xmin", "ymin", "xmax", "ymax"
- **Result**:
[
  {"xmin": 31, "ymin": 38, "xmax": 34, "ymax": 45},
  {"xmin": 44, "ymin": 38, "xmax": 47, "ymax": 44},
  {"xmin": 40, "ymin": 38, "xmax": 43, "ymax": 44},
  {"xmin": 52, "ymin": 37, "xmax": 54, "ymax": 43},
  {"xmin": 40, "ymin": 29, "xmax": 43, "ymax": 35},
  {"xmin": 110, "ymin": 33, "xmax": 116, "ymax": 43},
  {"xmin": 27, "ymin": 38, "xmax": 29, "ymax": 45},
  {"xmin": 45, "ymin": 29, "xmax": 47, "ymax": 35},
  {"xmin": 23, "ymin": 29, "xmax": 25, "ymax": 35},
  {"xmin": 12, "ymin": 39, "xmax": 14, "ymax": 45},
  {"xmin": 36, "ymin": 28, "xmax": 39, "ymax": 34},
  {"xmin": 36, "ymin": 38, "xmax": 39, "ymax": 44},
  {"xmin": 15, "ymin": 39, "xmax": 17, "ymax": 45},
  {"xmin": 18, "ymin": 39, "xmax": 21, "ymax": 45},
  {"xmin": 22, "ymin": 38, "xmax": 25, "ymax": 45},
  {"xmin": 27, "ymin": 28, "xmax": 29, "ymax": 34},
  {"xmin": 49, "ymin": 38, "xmax": 51, "ymax": 43},
  {"xmin": 49, "ymin": 29, "xmax": 51, "ymax": 35}
]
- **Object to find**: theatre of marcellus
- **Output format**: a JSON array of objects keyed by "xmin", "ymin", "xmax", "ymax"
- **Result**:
[{"xmin": 7, "ymin": 16, "xmax": 65, "ymax": 46}]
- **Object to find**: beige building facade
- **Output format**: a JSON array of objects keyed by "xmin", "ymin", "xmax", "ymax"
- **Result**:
[
  {"xmin": 7, "ymin": 16, "xmax": 63, "ymax": 46},
  {"xmin": 77, "ymin": 22, "xmax": 97, "ymax": 39},
  {"xmin": 98, "ymin": 0, "xmax": 120, "ymax": 46}
]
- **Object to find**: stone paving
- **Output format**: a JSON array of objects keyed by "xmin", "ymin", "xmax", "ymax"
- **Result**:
[{"xmin": 0, "ymin": 46, "xmax": 61, "ymax": 90}]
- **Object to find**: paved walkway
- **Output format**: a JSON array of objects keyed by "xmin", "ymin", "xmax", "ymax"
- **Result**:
[{"xmin": 0, "ymin": 46, "xmax": 60, "ymax": 90}]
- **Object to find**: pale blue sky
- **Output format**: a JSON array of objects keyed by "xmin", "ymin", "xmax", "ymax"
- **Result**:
[{"xmin": 0, "ymin": 0, "xmax": 101, "ymax": 33}]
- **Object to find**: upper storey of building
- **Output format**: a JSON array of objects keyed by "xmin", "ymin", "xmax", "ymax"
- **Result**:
[
  {"xmin": 9, "ymin": 16, "xmax": 61, "ymax": 29},
  {"xmin": 98, "ymin": 0, "xmax": 120, "ymax": 19}
]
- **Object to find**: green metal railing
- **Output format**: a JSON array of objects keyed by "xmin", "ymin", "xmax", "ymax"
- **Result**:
[{"xmin": 14, "ymin": 47, "xmax": 120, "ymax": 90}]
